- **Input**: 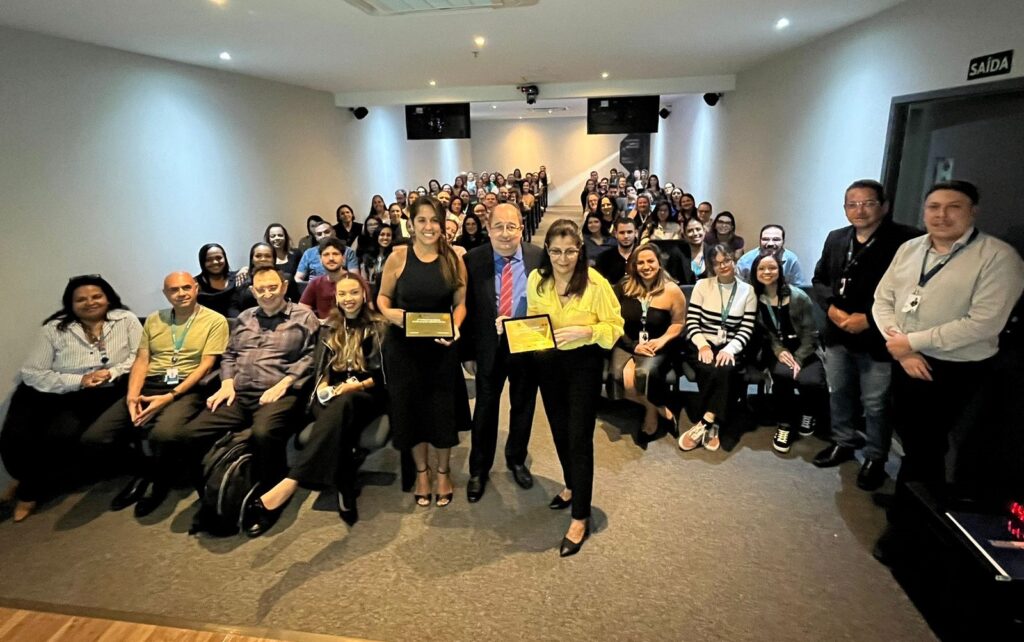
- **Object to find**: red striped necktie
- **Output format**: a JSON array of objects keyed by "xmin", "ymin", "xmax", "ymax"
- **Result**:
[{"xmin": 499, "ymin": 257, "xmax": 514, "ymax": 317}]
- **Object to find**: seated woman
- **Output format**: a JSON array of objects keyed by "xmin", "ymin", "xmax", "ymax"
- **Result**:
[
  {"xmin": 683, "ymin": 216, "xmax": 710, "ymax": 282},
  {"xmin": 244, "ymin": 272, "xmax": 388, "ymax": 530},
  {"xmin": 264, "ymin": 223, "xmax": 302, "ymax": 277},
  {"xmin": 233, "ymin": 243, "xmax": 302, "ymax": 313},
  {"xmin": 528, "ymin": 219, "xmax": 624, "ymax": 556},
  {"xmin": 361, "ymin": 225, "xmax": 395, "ymax": 302},
  {"xmin": 333, "ymin": 204, "xmax": 362, "ymax": 246},
  {"xmin": 195, "ymin": 243, "xmax": 237, "ymax": 317},
  {"xmin": 583, "ymin": 213, "xmax": 614, "ymax": 266},
  {"xmin": 367, "ymin": 194, "xmax": 387, "ymax": 223},
  {"xmin": 751, "ymin": 252, "xmax": 827, "ymax": 453},
  {"xmin": 297, "ymin": 215, "xmax": 326, "ymax": 254},
  {"xmin": 705, "ymin": 211, "xmax": 745, "ymax": 260},
  {"xmin": 353, "ymin": 214, "xmax": 383, "ymax": 258},
  {"xmin": 678, "ymin": 245, "xmax": 757, "ymax": 452},
  {"xmin": 643, "ymin": 201, "xmax": 682, "ymax": 241},
  {"xmin": 609, "ymin": 245, "xmax": 687, "ymax": 442},
  {"xmin": 455, "ymin": 212, "xmax": 488, "ymax": 251},
  {"xmin": 445, "ymin": 218, "xmax": 467, "ymax": 259},
  {"xmin": 598, "ymin": 196, "xmax": 618, "ymax": 234},
  {"xmin": 0, "ymin": 275, "xmax": 142, "ymax": 521}
]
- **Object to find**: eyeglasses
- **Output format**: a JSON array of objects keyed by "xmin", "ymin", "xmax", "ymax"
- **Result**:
[
  {"xmin": 713, "ymin": 258, "xmax": 734, "ymax": 268},
  {"xmin": 491, "ymin": 224, "xmax": 522, "ymax": 234},
  {"xmin": 547, "ymin": 248, "xmax": 581, "ymax": 259},
  {"xmin": 844, "ymin": 200, "xmax": 880, "ymax": 210},
  {"xmin": 253, "ymin": 284, "xmax": 282, "ymax": 295}
]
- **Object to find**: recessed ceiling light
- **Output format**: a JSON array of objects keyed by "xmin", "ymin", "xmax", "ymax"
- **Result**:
[
  {"xmin": 209, "ymin": 0, "xmax": 229, "ymax": 7},
  {"xmin": 775, "ymin": 17, "xmax": 790, "ymax": 30},
  {"xmin": 601, "ymin": 72, "xmax": 609, "ymax": 79},
  {"xmin": 519, "ymin": 116, "xmax": 523, "ymax": 120},
  {"xmin": 547, "ymin": 109, "xmax": 553, "ymax": 114},
  {"xmin": 491, "ymin": 104, "xmax": 497, "ymax": 109},
  {"xmin": 474, "ymin": 36, "xmax": 486, "ymax": 47},
  {"xmin": 429, "ymin": 80, "xmax": 437, "ymax": 86},
  {"xmin": 218, "ymin": 51, "xmax": 232, "ymax": 61}
]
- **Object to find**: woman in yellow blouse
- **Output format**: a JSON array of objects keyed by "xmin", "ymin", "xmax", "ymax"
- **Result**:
[{"xmin": 527, "ymin": 219, "xmax": 624, "ymax": 557}]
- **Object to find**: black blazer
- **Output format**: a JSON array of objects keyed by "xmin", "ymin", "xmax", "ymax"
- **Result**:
[{"xmin": 461, "ymin": 241, "xmax": 544, "ymax": 375}]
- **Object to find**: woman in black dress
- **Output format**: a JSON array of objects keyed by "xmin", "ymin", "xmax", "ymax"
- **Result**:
[
  {"xmin": 377, "ymin": 197, "xmax": 469, "ymax": 508},
  {"xmin": 245, "ymin": 272, "xmax": 388, "ymax": 530},
  {"xmin": 609, "ymin": 245, "xmax": 687, "ymax": 441}
]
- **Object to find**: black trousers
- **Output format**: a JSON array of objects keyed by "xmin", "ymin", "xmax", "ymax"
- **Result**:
[
  {"xmin": 469, "ymin": 346, "xmax": 537, "ymax": 478},
  {"xmin": 767, "ymin": 356, "xmax": 828, "ymax": 425},
  {"xmin": 685, "ymin": 347, "xmax": 745, "ymax": 423},
  {"xmin": 535, "ymin": 345, "xmax": 604, "ymax": 520},
  {"xmin": 179, "ymin": 391, "xmax": 301, "ymax": 487},
  {"xmin": 892, "ymin": 355, "xmax": 991, "ymax": 494},
  {"xmin": 81, "ymin": 380, "xmax": 206, "ymax": 483},
  {"xmin": 291, "ymin": 389, "xmax": 386, "ymax": 490},
  {"xmin": 1, "ymin": 382, "xmax": 125, "ymax": 502}
]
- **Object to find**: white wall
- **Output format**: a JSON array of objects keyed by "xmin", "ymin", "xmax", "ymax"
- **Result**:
[
  {"xmin": 0, "ymin": 26, "xmax": 349, "ymax": 405},
  {"xmin": 708, "ymin": 0, "xmax": 1024, "ymax": 265},
  {"xmin": 338, "ymin": 105, "xmax": 473, "ymax": 215}
]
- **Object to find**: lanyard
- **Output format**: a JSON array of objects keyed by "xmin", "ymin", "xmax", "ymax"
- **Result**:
[
  {"xmin": 842, "ymin": 234, "xmax": 876, "ymax": 275},
  {"xmin": 170, "ymin": 308, "xmax": 199, "ymax": 359},
  {"xmin": 765, "ymin": 300, "xmax": 781, "ymax": 333},
  {"xmin": 717, "ymin": 280, "xmax": 738, "ymax": 327},
  {"xmin": 918, "ymin": 228, "xmax": 979, "ymax": 287}
]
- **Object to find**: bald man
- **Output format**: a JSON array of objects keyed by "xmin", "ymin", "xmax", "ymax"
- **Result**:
[{"xmin": 83, "ymin": 272, "xmax": 229, "ymax": 517}]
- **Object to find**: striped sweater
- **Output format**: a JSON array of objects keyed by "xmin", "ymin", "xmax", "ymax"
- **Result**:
[{"xmin": 684, "ymin": 277, "xmax": 757, "ymax": 355}]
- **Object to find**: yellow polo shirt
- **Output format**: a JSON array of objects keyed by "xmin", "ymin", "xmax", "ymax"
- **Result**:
[{"xmin": 143, "ymin": 306, "xmax": 229, "ymax": 378}]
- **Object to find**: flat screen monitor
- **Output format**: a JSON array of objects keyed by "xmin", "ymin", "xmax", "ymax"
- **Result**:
[
  {"xmin": 587, "ymin": 96, "xmax": 660, "ymax": 134},
  {"xmin": 405, "ymin": 103, "xmax": 471, "ymax": 139}
]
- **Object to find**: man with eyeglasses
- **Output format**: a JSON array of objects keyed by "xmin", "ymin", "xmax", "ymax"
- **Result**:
[
  {"xmin": 179, "ymin": 266, "xmax": 319, "ymax": 533},
  {"xmin": 736, "ymin": 224, "xmax": 807, "ymax": 286},
  {"xmin": 461, "ymin": 204, "xmax": 543, "ymax": 502},
  {"xmin": 595, "ymin": 216, "xmax": 638, "ymax": 286},
  {"xmin": 82, "ymin": 272, "xmax": 229, "ymax": 517},
  {"xmin": 810, "ymin": 179, "xmax": 921, "ymax": 490}
]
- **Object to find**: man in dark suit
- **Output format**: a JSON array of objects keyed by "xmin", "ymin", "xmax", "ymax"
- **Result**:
[{"xmin": 461, "ymin": 203, "xmax": 543, "ymax": 502}]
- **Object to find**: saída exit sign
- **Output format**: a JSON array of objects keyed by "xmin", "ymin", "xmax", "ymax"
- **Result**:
[{"xmin": 967, "ymin": 50, "xmax": 1013, "ymax": 81}]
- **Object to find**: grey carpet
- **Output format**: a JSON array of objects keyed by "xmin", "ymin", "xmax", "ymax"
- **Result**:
[{"xmin": 0, "ymin": 209, "xmax": 935, "ymax": 641}]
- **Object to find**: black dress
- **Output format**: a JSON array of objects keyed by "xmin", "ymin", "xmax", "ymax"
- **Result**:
[
  {"xmin": 608, "ymin": 291, "xmax": 676, "ymax": 407},
  {"xmin": 383, "ymin": 248, "xmax": 470, "ymax": 449}
]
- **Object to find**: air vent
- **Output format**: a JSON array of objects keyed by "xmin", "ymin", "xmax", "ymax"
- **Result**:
[{"xmin": 344, "ymin": 0, "xmax": 538, "ymax": 17}]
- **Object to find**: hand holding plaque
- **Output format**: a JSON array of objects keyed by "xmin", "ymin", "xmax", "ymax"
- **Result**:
[
  {"xmin": 404, "ymin": 311, "xmax": 455, "ymax": 339},
  {"xmin": 502, "ymin": 315, "xmax": 557, "ymax": 354}
]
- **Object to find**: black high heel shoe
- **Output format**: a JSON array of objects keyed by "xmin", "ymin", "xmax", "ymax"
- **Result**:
[
  {"xmin": 548, "ymin": 491, "xmax": 572, "ymax": 510},
  {"xmin": 337, "ymin": 489, "xmax": 359, "ymax": 526},
  {"xmin": 559, "ymin": 520, "xmax": 591, "ymax": 557},
  {"xmin": 414, "ymin": 467, "xmax": 432, "ymax": 507},
  {"xmin": 434, "ymin": 468, "xmax": 453, "ymax": 508}
]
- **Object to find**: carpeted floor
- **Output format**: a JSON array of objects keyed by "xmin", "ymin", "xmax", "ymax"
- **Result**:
[{"xmin": 0, "ymin": 208, "xmax": 937, "ymax": 641}]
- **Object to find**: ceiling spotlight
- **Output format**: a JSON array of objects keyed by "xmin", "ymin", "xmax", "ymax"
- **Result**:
[
  {"xmin": 703, "ymin": 93, "xmax": 722, "ymax": 107},
  {"xmin": 601, "ymin": 72, "xmax": 609, "ymax": 79},
  {"xmin": 218, "ymin": 51, "xmax": 232, "ymax": 61},
  {"xmin": 429, "ymin": 80, "xmax": 437, "ymax": 86},
  {"xmin": 775, "ymin": 17, "xmax": 790, "ymax": 30},
  {"xmin": 474, "ymin": 36, "xmax": 486, "ymax": 47},
  {"xmin": 547, "ymin": 109, "xmax": 553, "ymax": 114},
  {"xmin": 491, "ymin": 104, "xmax": 497, "ymax": 109}
]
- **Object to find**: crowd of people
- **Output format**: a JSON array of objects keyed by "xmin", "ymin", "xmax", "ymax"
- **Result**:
[{"xmin": 2, "ymin": 165, "xmax": 1022, "ymax": 563}]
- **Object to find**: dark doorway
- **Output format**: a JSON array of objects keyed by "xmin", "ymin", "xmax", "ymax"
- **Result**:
[{"xmin": 881, "ymin": 77, "xmax": 1024, "ymax": 255}]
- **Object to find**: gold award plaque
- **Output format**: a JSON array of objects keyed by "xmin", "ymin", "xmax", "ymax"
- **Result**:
[
  {"xmin": 503, "ymin": 315, "xmax": 557, "ymax": 354},
  {"xmin": 404, "ymin": 311, "xmax": 455, "ymax": 338}
]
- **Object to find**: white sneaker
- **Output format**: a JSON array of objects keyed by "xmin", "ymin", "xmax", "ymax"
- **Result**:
[
  {"xmin": 678, "ymin": 422, "xmax": 707, "ymax": 451},
  {"xmin": 703, "ymin": 424, "xmax": 721, "ymax": 451}
]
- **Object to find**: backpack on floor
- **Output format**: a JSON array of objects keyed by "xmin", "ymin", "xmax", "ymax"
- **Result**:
[{"xmin": 189, "ymin": 429, "xmax": 258, "ymax": 537}]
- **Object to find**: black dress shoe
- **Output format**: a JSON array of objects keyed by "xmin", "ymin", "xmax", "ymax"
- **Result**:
[
  {"xmin": 548, "ymin": 493, "xmax": 572, "ymax": 510},
  {"xmin": 559, "ymin": 521, "xmax": 591, "ymax": 558},
  {"xmin": 812, "ymin": 444, "xmax": 855, "ymax": 468},
  {"xmin": 508, "ymin": 464, "xmax": 534, "ymax": 489},
  {"xmin": 466, "ymin": 476, "xmax": 487, "ymax": 503},
  {"xmin": 110, "ymin": 477, "xmax": 150, "ymax": 511},
  {"xmin": 133, "ymin": 482, "xmax": 169, "ymax": 518},
  {"xmin": 244, "ymin": 496, "xmax": 286, "ymax": 538},
  {"xmin": 337, "ymin": 490, "xmax": 359, "ymax": 527},
  {"xmin": 857, "ymin": 459, "xmax": 888, "ymax": 491}
]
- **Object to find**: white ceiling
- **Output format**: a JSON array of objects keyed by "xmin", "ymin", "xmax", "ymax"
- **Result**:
[{"xmin": 0, "ymin": 0, "xmax": 903, "ymax": 100}]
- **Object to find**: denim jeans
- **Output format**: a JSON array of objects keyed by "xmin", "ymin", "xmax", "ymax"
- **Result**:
[{"xmin": 823, "ymin": 344, "xmax": 892, "ymax": 461}]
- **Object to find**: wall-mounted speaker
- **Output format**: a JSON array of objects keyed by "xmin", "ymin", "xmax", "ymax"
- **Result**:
[{"xmin": 350, "ymin": 107, "xmax": 369, "ymax": 120}]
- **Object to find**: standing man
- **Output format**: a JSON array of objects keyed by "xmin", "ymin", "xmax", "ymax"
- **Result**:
[
  {"xmin": 811, "ymin": 180, "xmax": 921, "ymax": 489},
  {"xmin": 461, "ymin": 204, "xmax": 543, "ymax": 502},
  {"xmin": 295, "ymin": 222, "xmax": 358, "ymax": 282},
  {"xmin": 594, "ymin": 217, "xmax": 637, "ymax": 286},
  {"xmin": 873, "ymin": 180, "xmax": 1023, "ymax": 495},
  {"xmin": 83, "ymin": 272, "xmax": 229, "ymax": 516},
  {"xmin": 736, "ymin": 224, "xmax": 807, "ymax": 285},
  {"xmin": 299, "ymin": 238, "xmax": 352, "ymax": 319},
  {"xmin": 182, "ymin": 266, "xmax": 320, "ymax": 535}
]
